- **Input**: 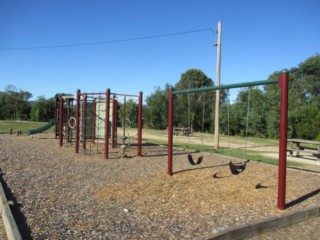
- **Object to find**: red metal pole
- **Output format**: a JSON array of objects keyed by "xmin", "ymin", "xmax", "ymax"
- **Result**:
[
  {"xmin": 278, "ymin": 70, "xmax": 289, "ymax": 210},
  {"xmin": 92, "ymin": 98, "xmax": 97, "ymax": 143},
  {"xmin": 168, "ymin": 88, "xmax": 174, "ymax": 175},
  {"xmin": 105, "ymin": 89, "xmax": 111, "ymax": 159},
  {"xmin": 55, "ymin": 99, "xmax": 59, "ymax": 138},
  {"xmin": 114, "ymin": 99, "xmax": 118, "ymax": 147},
  {"xmin": 75, "ymin": 90, "xmax": 81, "ymax": 153},
  {"xmin": 59, "ymin": 95, "xmax": 64, "ymax": 147},
  {"xmin": 83, "ymin": 94, "xmax": 87, "ymax": 150},
  {"xmin": 112, "ymin": 96, "xmax": 117, "ymax": 148},
  {"xmin": 137, "ymin": 91, "xmax": 143, "ymax": 156},
  {"xmin": 66, "ymin": 98, "xmax": 71, "ymax": 143}
]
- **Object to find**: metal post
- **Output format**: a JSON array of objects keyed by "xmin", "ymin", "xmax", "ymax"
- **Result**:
[
  {"xmin": 55, "ymin": 99, "xmax": 59, "ymax": 138},
  {"xmin": 66, "ymin": 98, "xmax": 71, "ymax": 143},
  {"xmin": 104, "ymin": 89, "xmax": 110, "ymax": 159},
  {"xmin": 83, "ymin": 94, "xmax": 87, "ymax": 150},
  {"xmin": 137, "ymin": 92, "xmax": 143, "ymax": 156},
  {"xmin": 214, "ymin": 20, "xmax": 222, "ymax": 149},
  {"xmin": 122, "ymin": 96, "xmax": 126, "ymax": 146},
  {"xmin": 278, "ymin": 70, "xmax": 289, "ymax": 210},
  {"xmin": 112, "ymin": 96, "xmax": 116, "ymax": 148},
  {"xmin": 168, "ymin": 88, "xmax": 174, "ymax": 175},
  {"xmin": 92, "ymin": 98, "xmax": 97, "ymax": 143},
  {"xmin": 59, "ymin": 95, "xmax": 64, "ymax": 147},
  {"xmin": 75, "ymin": 90, "xmax": 81, "ymax": 154}
]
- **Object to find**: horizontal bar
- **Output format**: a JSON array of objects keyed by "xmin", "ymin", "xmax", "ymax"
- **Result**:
[
  {"xmin": 172, "ymin": 79, "xmax": 278, "ymax": 95},
  {"xmin": 80, "ymin": 92, "xmax": 107, "ymax": 96},
  {"xmin": 112, "ymin": 93, "xmax": 140, "ymax": 98}
]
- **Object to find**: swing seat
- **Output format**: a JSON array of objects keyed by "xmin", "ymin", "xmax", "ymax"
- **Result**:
[
  {"xmin": 229, "ymin": 160, "xmax": 248, "ymax": 175},
  {"xmin": 187, "ymin": 154, "xmax": 203, "ymax": 165}
]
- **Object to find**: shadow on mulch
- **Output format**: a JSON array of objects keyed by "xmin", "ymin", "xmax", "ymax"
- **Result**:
[
  {"xmin": 0, "ymin": 172, "xmax": 33, "ymax": 240},
  {"xmin": 173, "ymin": 163, "xmax": 229, "ymax": 175},
  {"xmin": 286, "ymin": 188, "xmax": 320, "ymax": 209}
]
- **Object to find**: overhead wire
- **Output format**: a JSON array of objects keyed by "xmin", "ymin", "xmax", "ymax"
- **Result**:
[{"xmin": 0, "ymin": 28, "xmax": 214, "ymax": 51}]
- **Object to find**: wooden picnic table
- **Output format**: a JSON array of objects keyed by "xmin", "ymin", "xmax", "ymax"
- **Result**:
[
  {"xmin": 287, "ymin": 138, "xmax": 320, "ymax": 160},
  {"xmin": 173, "ymin": 127, "xmax": 193, "ymax": 137}
]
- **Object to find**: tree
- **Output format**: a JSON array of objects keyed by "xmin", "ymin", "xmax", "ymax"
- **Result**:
[
  {"xmin": 31, "ymin": 96, "xmax": 55, "ymax": 121},
  {"xmin": 263, "ymin": 55, "xmax": 320, "ymax": 139},
  {"xmin": 1, "ymin": 85, "xmax": 32, "ymax": 120},
  {"xmin": 144, "ymin": 84, "xmax": 171, "ymax": 129},
  {"xmin": 118, "ymin": 99, "xmax": 139, "ymax": 128},
  {"xmin": 174, "ymin": 69, "xmax": 215, "ymax": 132}
]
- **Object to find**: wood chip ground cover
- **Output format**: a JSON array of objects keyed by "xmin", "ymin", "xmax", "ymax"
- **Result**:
[{"xmin": 0, "ymin": 134, "xmax": 319, "ymax": 239}]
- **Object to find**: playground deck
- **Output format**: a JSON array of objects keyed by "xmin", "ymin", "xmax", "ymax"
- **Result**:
[{"xmin": 0, "ymin": 133, "xmax": 319, "ymax": 239}]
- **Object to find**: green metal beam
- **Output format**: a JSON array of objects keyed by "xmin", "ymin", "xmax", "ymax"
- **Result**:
[{"xmin": 172, "ymin": 79, "xmax": 278, "ymax": 95}]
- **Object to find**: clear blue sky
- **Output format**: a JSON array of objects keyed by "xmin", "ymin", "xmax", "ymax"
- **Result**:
[{"xmin": 0, "ymin": 0, "xmax": 319, "ymax": 101}]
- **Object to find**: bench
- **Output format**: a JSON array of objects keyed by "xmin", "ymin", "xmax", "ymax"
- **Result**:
[
  {"xmin": 173, "ymin": 127, "xmax": 193, "ymax": 137},
  {"xmin": 287, "ymin": 139, "xmax": 320, "ymax": 160}
]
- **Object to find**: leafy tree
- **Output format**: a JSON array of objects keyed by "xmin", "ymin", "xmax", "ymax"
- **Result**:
[
  {"xmin": 1, "ymin": 85, "xmax": 32, "ymax": 120},
  {"xmin": 31, "ymin": 96, "xmax": 55, "ymax": 121},
  {"xmin": 144, "ymin": 84, "xmax": 171, "ymax": 129},
  {"xmin": 263, "ymin": 55, "xmax": 320, "ymax": 139},
  {"xmin": 118, "ymin": 99, "xmax": 139, "ymax": 128},
  {"xmin": 174, "ymin": 69, "xmax": 215, "ymax": 132}
]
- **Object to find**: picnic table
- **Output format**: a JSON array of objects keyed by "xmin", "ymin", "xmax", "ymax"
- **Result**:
[
  {"xmin": 287, "ymin": 138, "xmax": 320, "ymax": 160},
  {"xmin": 173, "ymin": 127, "xmax": 193, "ymax": 137}
]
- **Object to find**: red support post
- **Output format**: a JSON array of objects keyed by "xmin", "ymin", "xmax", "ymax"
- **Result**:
[
  {"xmin": 92, "ymin": 98, "xmax": 97, "ymax": 143},
  {"xmin": 115, "ymin": 100, "xmax": 118, "ymax": 147},
  {"xmin": 277, "ymin": 70, "xmax": 289, "ymax": 210},
  {"xmin": 59, "ymin": 95, "xmax": 64, "ymax": 147},
  {"xmin": 66, "ymin": 98, "xmax": 71, "ymax": 143},
  {"xmin": 137, "ymin": 91, "xmax": 143, "ymax": 156},
  {"xmin": 83, "ymin": 94, "xmax": 87, "ymax": 150},
  {"xmin": 167, "ymin": 88, "xmax": 174, "ymax": 175},
  {"xmin": 112, "ymin": 96, "xmax": 117, "ymax": 148},
  {"xmin": 104, "ymin": 89, "xmax": 111, "ymax": 159},
  {"xmin": 75, "ymin": 90, "xmax": 81, "ymax": 153}
]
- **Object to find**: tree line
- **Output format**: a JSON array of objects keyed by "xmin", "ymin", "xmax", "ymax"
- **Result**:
[
  {"xmin": 144, "ymin": 55, "xmax": 320, "ymax": 140},
  {"xmin": 0, "ymin": 85, "xmax": 55, "ymax": 121},
  {"xmin": 1, "ymin": 55, "xmax": 319, "ymax": 140}
]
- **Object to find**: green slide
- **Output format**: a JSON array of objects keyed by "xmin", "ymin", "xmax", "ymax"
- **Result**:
[{"xmin": 27, "ymin": 119, "xmax": 55, "ymax": 135}]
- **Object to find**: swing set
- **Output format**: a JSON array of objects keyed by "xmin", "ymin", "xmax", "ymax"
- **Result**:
[{"xmin": 167, "ymin": 71, "xmax": 289, "ymax": 210}]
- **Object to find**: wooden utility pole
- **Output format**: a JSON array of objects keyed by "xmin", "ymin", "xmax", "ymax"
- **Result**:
[{"xmin": 214, "ymin": 21, "xmax": 222, "ymax": 149}]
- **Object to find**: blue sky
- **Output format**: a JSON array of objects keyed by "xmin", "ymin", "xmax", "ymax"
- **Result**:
[{"xmin": 0, "ymin": 0, "xmax": 319, "ymax": 101}]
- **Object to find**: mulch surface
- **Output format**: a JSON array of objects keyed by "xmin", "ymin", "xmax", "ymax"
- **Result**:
[{"xmin": 0, "ymin": 133, "xmax": 319, "ymax": 239}]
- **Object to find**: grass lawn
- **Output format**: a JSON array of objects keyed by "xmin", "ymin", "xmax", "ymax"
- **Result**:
[
  {"xmin": 0, "ymin": 120, "xmax": 55, "ymax": 134},
  {"xmin": 141, "ymin": 128, "xmax": 302, "ymax": 168}
]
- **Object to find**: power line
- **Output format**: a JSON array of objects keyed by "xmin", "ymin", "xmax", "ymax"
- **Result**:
[{"xmin": 0, "ymin": 28, "xmax": 214, "ymax": 51}]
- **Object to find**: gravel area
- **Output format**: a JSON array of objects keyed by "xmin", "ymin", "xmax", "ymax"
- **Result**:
[
  {"xmin": 0, "ymin": 133, "xmax": 319, "ymax": 239},
  {"xmin": 0, "ymin": 220, "xmax": 7, "ymax": 240}
]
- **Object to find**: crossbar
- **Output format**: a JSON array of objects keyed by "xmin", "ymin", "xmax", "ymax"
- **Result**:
[{"xmin": 172, "ymin": 79, "xmax": 278, "ymax": 95}]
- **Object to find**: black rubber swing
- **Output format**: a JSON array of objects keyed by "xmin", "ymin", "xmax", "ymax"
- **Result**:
[
  {"xmin": 228, "ymin": 160, "xmax": 249, "ymax": 175},
  {"xmin": 187, "ymin": 154, "xmax": 204, "ymax": 165}
]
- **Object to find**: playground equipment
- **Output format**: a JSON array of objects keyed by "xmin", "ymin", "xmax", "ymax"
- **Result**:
[
  {"xmin": 167, "ymin": 71, "xmax": 289, "ymax": 210},
  {"xmin": 56, "ymin": 89, "xmax": 143, "ymax": 159},
  {"xmin": 55, "ymin": 93, "xmax": 75, "ymax": 144},
  {"xmin": 225, "ymin": 87, "xmax": 251, "ymax": 174},
  {"xmin": 26, "ymin": 119, "xmax": 55, "ymax": 135},
  {"xmin": 186, "ymin": 92, "xmax": 206, "ymax": 166}
]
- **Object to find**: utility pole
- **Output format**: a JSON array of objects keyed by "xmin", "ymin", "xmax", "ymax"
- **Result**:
[{"xmin": 214, "ymin": 21, "xmax": 222, "ymax": 149}]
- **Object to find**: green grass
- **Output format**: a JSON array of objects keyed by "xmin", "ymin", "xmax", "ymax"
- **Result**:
[
  {"xmin": 143, "ymin": 137, "xmax": 303, "ymax": 168},
  {"xmin": 0, "ymin": 120, "xmax": 55, "ymax": 134}
]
